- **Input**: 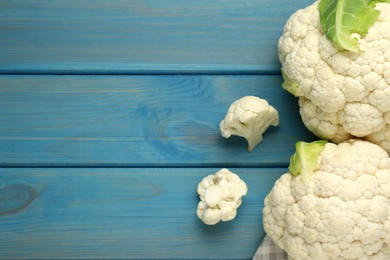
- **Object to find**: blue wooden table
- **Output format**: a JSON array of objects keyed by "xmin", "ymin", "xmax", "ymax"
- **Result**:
[{"xmin": 0, "ymin": 0, "xmax": 315, "ymax": 259}]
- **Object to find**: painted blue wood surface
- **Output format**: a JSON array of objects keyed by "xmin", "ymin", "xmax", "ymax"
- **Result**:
[
  {"xmin": 0, "ymin": 0, "xmax": 317, "ymax": 259},
  {"xmin": 0, "ymin": 75, "xmax": 316, "ymax": 167},
  {"xmin": 0, "ymin": 168, "xmax": 283, "ymax": 259},
  {"xmin": 0, "ymin": 0, "xmax": 312, "ymax": 74}
]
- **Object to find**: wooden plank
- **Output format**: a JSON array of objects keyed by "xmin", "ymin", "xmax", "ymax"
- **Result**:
[
  {"xmin": 0, "ymin": 0, "xmax": 312, "ymax": 74},
  {"xmin": 0, "ymin": 167, "xmax": 284, "ymax": 259},
  {"xmin": 0, "ymin": 75, "xmax": 316, "ymax": 167}
]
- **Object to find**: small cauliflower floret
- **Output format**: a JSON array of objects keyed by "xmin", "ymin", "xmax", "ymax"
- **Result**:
[
  {"xmin": 220, "ymin": 96, "xmax": 279, "ymax": 151},
  {"xmin": 279, "ymin": 0, "xmax": 390, "ymax": 153},
  {"xmin": 197, "ymin": 168, "xmax": 248, "ymax": 225},
  {"xmin": 263, "ymin": 139, "xmax": 390, "ymax": 259}
]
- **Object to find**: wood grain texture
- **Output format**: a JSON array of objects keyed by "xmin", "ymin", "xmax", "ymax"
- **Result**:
[
  {"xmin": 0, "ymin": 75, "xmax": 316, "ymax": 167},
  {"xmin": 0, "ymin": 1, "xmax": 318, "ymax": 258},
  {"xmin": 0, "ymin": 167, "xmax": 283, "ymax": 259},
  {"xmin": 0, "ymin": 0, "xmax": 312, "ymax": 74}
]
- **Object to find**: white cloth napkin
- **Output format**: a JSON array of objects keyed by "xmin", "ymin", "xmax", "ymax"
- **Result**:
[{"xmin": 253, "ymin": 235, "xmax": 288, "ymax": 260}]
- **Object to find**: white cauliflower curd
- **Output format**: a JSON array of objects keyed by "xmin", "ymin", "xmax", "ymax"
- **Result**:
[
  {"xmin": 220, "ymin": 96, "xmax": 279, "ymax": 151},
  {"xmin": 263, "ymin": 139, "xmax": 390, "ymax": 259},
  {"xmin": 197, "ymin": 168, "xmax": 248, "ymax": 225},
  {"xmin": 279, "ymin": 0, "xmax": 390, "ymax": 153}
]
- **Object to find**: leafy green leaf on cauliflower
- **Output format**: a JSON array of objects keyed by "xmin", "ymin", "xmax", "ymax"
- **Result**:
[
  {"xmin": 289, "ymin": 140, "xmax": 328, "ymax": 186},
  {"xmin": 319, "ymin": 0, "xmax": 386, "ymax": 52}
]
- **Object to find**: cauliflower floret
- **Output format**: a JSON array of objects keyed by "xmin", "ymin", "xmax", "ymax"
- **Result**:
[
  {"xmin": 263, "ymin": 140, "xmax": 390, "ymax": 259},
  {"xmin": 220, "ymin": 96, "xmax": 279, "ymax": 151},
  {"xmin": 279, "ymin": 1, "xmax": 390, "ymax": 153},
  {"xmin": 197, "ymin": 168, "xmax": 248, "ymax": 225}
]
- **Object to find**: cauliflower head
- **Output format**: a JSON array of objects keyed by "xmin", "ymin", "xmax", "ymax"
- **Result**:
[
  {"xmin": 279, "ymin": 0, "xmax": 390, "ymax": 153},
  {"xmin": 263, "ymin": 139, "xmax": 390, "ymax": 259},
  {"xmin": 220, "ymin": 96, "xmax": 279, "ymax": 151},
  {"xmin": 197, "ymin": 168, "xmax": 248, "ymax": 225}
]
